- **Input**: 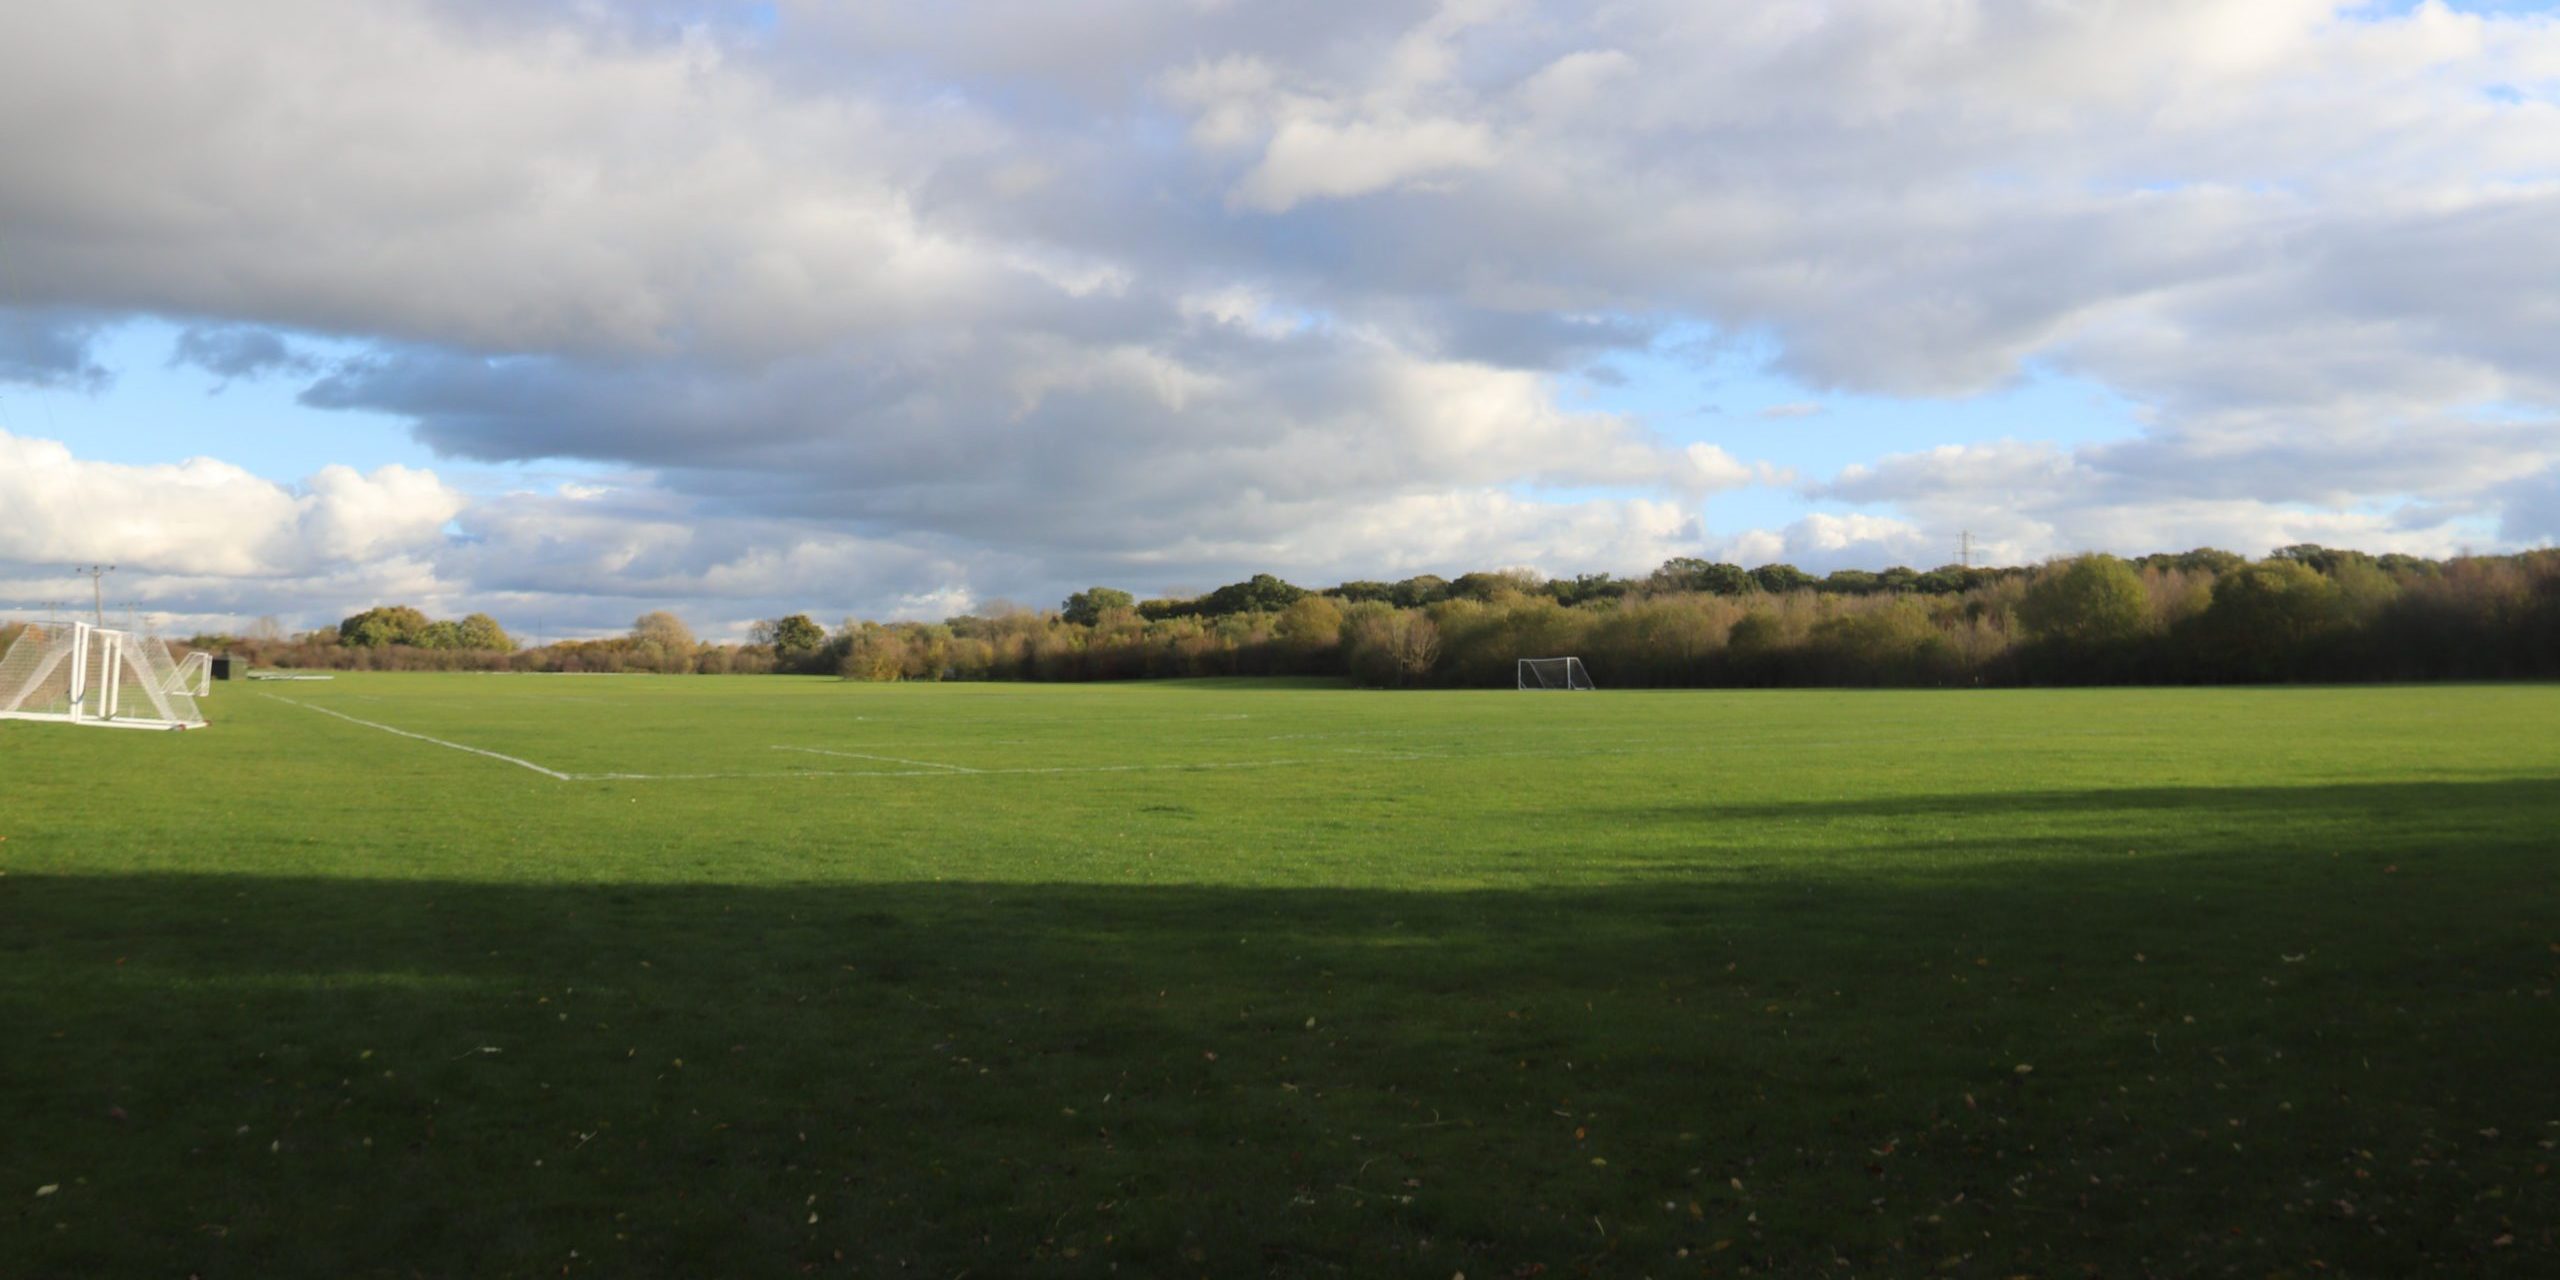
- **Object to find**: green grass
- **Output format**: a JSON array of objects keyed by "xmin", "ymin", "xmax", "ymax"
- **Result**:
[{"xmin": 3, "ymin": 676, "xmax": 2556, "ymax": 1277}]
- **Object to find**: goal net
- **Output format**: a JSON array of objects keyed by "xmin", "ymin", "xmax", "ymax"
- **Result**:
[
  {"xmin": 171, "ymin": 649, "xmax": 213, "ymax": 697},
  {"xmin": 0, "ymin": 622, "xmax": 208, "ymax": 730},
  {"xmin": 1517, "ymin": 656, "xmax": 1596, "ymax": 690}
]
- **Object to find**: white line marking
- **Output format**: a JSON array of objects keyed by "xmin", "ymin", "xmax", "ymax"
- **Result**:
[
  {"xmin": 263, "ymin": 693, "xmax": 1719, "ymax": 785},
  {"xmin": 260, "ymin": 694, "xmax": 573, "ymax": 780},
  {"xmin": 773, "ymin": 745, "xmax": 982, "ymax": 773}
]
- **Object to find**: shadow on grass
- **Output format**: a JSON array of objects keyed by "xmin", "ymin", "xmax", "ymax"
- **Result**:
[
  {"xmin": 3, "ymin": 783, "xmax": 2555, "ymax": 1278},
  {"xmin": 1639, "ymin": 777, "xmax": 2560, "ymax": 827}
]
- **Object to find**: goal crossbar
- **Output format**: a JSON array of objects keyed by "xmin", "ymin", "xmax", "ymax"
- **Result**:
[{"xmin": 1517, "ymin": 656, "xmax": 1596, "ymax": 690}]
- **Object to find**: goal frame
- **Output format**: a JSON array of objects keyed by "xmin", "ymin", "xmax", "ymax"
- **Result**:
[
  {"xmin": 1516, "ymin": 655, "xmax": 1596, "ymax": 690},
  {"xmin": 171, "ymin": 649, "xmax": 213, "ymax": 697},
  {"xmin": 0, "ymin": 621, "xmax": 208, "ymax": 731}
]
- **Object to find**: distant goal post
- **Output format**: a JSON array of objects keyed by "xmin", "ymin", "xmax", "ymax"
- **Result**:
[{"xmin": 1517, "ymin": 656, "xmax": 1595, "ymax": 690}]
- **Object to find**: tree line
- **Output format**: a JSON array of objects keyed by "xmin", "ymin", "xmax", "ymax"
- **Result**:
[{"xmin": 141, "ymin": 545, "xmax": 2560, "ymax": 687}]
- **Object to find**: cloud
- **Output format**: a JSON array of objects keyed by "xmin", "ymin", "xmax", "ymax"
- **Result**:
[
  {"xmin": 0, "ymin": 311, "xmax": 110, "ymax": 390},
  {"xmin": 1808, "ymin": 406, "xmax": 2558, "ymax": 563},
  {"xmin": 169, "ymin": 325, "xmax": 316, "ymax": 382},
  {"xmin": 1758, "ymin": 402, "xmax": 1826, "ymax": 420},
  {"xmin": 0, "ymin": 430, "xmax": 460, "ymax": 577},
  {"xmin": 5, "ymin": 0, "xmax": 2560, "ymax": 620}
]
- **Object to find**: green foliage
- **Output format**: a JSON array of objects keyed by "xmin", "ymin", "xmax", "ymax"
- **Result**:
[
  {"xmin": 1650, "ymin": 557, "xmax": 1753, "ymax": 595},
  {"xmin": 412, "ymin": 619, "xmax": 466, "ymax": 650},
  {"xmin": 1447, "ymin": 568, "xmax": 1542, "ymax": 602},
  {"xmin": 1751, "ymin": 562, "xmax": 1815, "ymax": 593},
  {"xmin": 334, "ymin": 606, "xmax": 510, "ymax": 652},
  {"xmin": 1389, "ymin": 574, "xmax": 1450, "ymax": 607},
  {"xmin": 231, "ymin": 546, "xmax": 2560, "ymax": 686},
  {"xmin": 1808, "ymin": 598, "xmax": 1951, "ymax": 683},
  {"xmin": 1060, "ymin": 587, "xmax": 1136, "ymax": 626},
  {"xmin": 2138, "ymin": 547, "xmax": 2247, "ymax": 576},
  {"xmin": 757, "ymin": 613, "xmax": 825, "ymax": 654},
  {"xmin": 2018, "ymin": 554, "xmax": 2148, "ymax": 646},
  {"xmin": 1545, "ymin": 572, "xmax": 1628, "ymax": 606},
  {"xmin": 1274, "ymin": 594, "xmax": 1345, "ymax": 655},
  {"xmin": 456, "ymin": 613, "xmax": 513, "ymax": 651},
  {"xmin": 2205, "ymin": 559, "xmax": 2343, "ymax": 679},
  {"xmin": 337, "ymin": 605, "xmax": 431, "ymax": 647},
  {"xmin": 1162, "ymin": 573, "xmax": 1308, "ymax": 618}
]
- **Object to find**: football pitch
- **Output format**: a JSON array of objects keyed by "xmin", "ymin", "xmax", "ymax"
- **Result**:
[{"xmin": 4, "ymin": 676, "xmax": 2556, "ymax": 1276}]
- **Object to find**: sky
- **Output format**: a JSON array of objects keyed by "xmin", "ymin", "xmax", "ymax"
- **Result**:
[{"xmin": 3, "ymin": 0, "xmax": 2557, "ymax": 640}]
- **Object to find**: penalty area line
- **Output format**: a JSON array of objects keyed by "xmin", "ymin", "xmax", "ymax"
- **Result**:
[{"xmin": 259, "ymin": 693, "xmax": 574, "ymax": 780}]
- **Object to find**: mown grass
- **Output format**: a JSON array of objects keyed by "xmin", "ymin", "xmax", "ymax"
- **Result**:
[{"xmin": 2, "ymin": 677, "xmax": 2555, "ymax": 1277}]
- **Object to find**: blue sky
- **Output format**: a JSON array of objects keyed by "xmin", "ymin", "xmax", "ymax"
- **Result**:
[{"xmin": 3, "ymin": 0, "xmax": 2556, "ymax": 636}]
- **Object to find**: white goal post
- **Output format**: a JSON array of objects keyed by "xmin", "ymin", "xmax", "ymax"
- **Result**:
[
  {"xmin": 1517, "ymin": 656, "xmax": 1596, "ymax": 690},
  {"xmin": 171, "ymin": 649, "xmax": 213, "ymax": 697},
  {"xmin": 0, "ymin": 622, "xmax": 209, "ymax": 730}
]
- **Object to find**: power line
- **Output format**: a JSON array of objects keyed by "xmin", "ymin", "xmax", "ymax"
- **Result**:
[{"xmin": 74, "ymin": 564, "xmax": 115, "ymax": 626}]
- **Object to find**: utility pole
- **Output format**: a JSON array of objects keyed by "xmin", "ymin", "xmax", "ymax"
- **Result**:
[{"xmin": 75, "ymin": 565, "xmax": 114, "ymax": 626}]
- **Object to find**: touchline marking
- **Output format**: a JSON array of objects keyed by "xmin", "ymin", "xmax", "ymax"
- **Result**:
[
  {"xmin": 773, "ymin": 745, "xmax": 983, "ymax": 773},
  {"xmin": 260, "ymin": 694, "xmax": 574, "ymax": 780}
]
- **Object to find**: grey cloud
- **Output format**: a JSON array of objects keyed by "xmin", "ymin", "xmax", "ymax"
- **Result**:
[
  {"xmin": 170, "ymin": 325, "xmax": 316, "ymax": 383},
  {"xmin": 0, "ymin": 310, "xmax": 110, "ymax": 390}
]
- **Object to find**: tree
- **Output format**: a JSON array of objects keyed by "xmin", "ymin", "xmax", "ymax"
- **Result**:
[
  {"xmin": 631, "ymin": 611, "xmax": 697, "ymax": 673},
  {"xmin": 632, "ymin": 611, "xmax": 695, "ymax": 650},
  {"xmin": 413, "ymin": 619, "xmax": 466, "ymax": 650},
  {"xmin": 456, "ymin": 613, "xmax": 513, "ymax": 650},
  {"xmin": 1347, "ymin": 609, "xmax": 1441, "ymax": 687},
  {"xmin": 2139, "ymin": 547, "xmax": 2245, "ymax": 576},
  {"xmin": 2018, "ymin": 554, "xmax": 2147, "ymax": 646},
  {"xmin": 1390, "ymin": 575, "xmax": 1451, "ymax": 607},
  {"xmin": 338, "ymin": 605, "xmax": 430, "ymax": 648},
  {"xmin": 1275, "ymin": 594, "xmax": 1345, "ymax": 657},
  {"xmin": 1061, "ymin": 587, "xmax": 1136, "ymax": 626},
  {"xmin": 1548, "ymin": 572, "xmax": 1628, "ymax": 606},
  {"xmin": 2271, "ymin": 544, "xmax": 2374, "ymax": 575},
  {"xmin": 1751, "ymin": 563, "xmax": 1814, "ymax": 594},
  {"xmin": 756, "ymin": 613, "xmax": 824, "ymax": 654},
  {"xmin": 1450, "ymin": 568, "xmax": 1542, "ymax": 601},
  {"xmin": 839, "ymin": 624, "xmax": 911, "ymax": 681},
  {"xmin": 2204, "ymin": 560, "xmax": 2342, "ymax": 679},
  {"xmin": 1650, "ymin": 558, "xmax": 1752, "ymax": 596},
  {"xmin": 1198, "ymin": 574, "xmax": 1306, "ymax": 616}
]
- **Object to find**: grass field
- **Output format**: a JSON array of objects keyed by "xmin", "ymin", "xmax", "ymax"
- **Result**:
[{"xmin": 4, "ymin": 676, "xmax": 2556, "ymax": 1277}]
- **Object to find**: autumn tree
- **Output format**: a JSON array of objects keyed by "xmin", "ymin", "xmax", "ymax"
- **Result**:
[
  {"xmin": 1347, "ymin": 609, "xmax": 1441, "ymax": 687},
  {"xmin": 631, "ymin": 611, "xmax": 698, "ymax": 673}
]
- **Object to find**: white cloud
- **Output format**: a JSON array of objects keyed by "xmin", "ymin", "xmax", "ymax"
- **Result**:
[
  {"xmin": 0, "ymin": 430, "xmax": 460, "ymax": 578},
  {"xmin": 1231, "ymin": 114, "xmax": 1500, "ymax": 212},
  {"xmin": 6, "ymin": 0, "xmax": 2560, "ymax": 618}
]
